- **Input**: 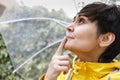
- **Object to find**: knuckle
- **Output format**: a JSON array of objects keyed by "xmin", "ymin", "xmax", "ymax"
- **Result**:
[
  {"xmin": 65, "ymin": 61, "xmax": 69, "ymax": 64},
  {"xmin": 64, "ymin": 66, "xmax": 69, "ymax": 71},
  {"xmin": 53, "ymin": 65, "xmax": 59, "ymax": 71}
]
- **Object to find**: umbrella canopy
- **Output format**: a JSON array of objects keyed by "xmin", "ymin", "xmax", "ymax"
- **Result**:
[{"xmin": 0, "ymin": 17, "xmax": 69, "ymax": 80}]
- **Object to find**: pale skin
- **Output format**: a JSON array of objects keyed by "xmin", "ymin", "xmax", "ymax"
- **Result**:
[
  {"xmin": 44, "ymin": 37, "xmax": 72, "ymax": 80},
  {"xmin": 44, "ymin": 15, "xmax": 115, "ymax": 80}
]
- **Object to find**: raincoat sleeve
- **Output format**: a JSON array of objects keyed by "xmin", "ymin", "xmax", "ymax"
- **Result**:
[{"xmin": 39, "ymin": 74, "xmax": 46, "ymax": 80}]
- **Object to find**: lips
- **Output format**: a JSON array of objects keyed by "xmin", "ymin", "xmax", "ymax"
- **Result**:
[{"xmin": 66, "ymin": 35, "xmax": 74, "ymax": 39}]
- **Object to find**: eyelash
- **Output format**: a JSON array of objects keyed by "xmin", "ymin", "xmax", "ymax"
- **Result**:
[
  {"xmin": 79, "ymin": 18, "xmax": 85, "ymax": 24},
  {"xmin": 73, "ymin": 17, "xmax": 85, "ymax": 25}
]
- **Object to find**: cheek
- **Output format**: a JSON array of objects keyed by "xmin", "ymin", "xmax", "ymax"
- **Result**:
[
  {"xmin": 64, "ymin": 25, "xmax": 98, "ymax": 52},
  {"xmin": 75, "ymin": 26, "xmax": 97, "ymax": 42},
  {"xmin": 77, "ymin": 39, "xmax": 98, "ymax": 52},
  {"xmin": 75, "ymin": 34, "xmax": 98, "ymax": 51},
  {"xmin": 72, "ymin": 29, "xmax": 98, "ymax": 51}
]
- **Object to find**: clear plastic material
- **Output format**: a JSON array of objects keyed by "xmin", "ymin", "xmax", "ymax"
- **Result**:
[{"xmin": 0, "ymin": 18, "xmax": 67, "ymax": 80}]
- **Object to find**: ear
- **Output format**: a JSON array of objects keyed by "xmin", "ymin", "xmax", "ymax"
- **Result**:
[{"xmin": 98, "ymin": 33, "xmax": 115, "ymax": 47}]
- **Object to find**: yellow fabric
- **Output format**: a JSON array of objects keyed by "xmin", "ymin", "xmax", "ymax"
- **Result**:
[
  {"xmin": 57, "ymin": 58, "xmax": 120, "ymax": 80},
  {"xmin": 39, "ymin": 58, "xmax": 120, "ymax": 80}
]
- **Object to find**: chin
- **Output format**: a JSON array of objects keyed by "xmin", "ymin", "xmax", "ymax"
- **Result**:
[
  {"xmin": 64, "ymin": 45, "xmax": 68, "ymax": 50},
  {"xmin": 64, "ymin": 44, "xmax": 68, "ymax": 50},
  {"xmin": 64, "ymin": 43, "xmax": 72, "ymax": 50}
]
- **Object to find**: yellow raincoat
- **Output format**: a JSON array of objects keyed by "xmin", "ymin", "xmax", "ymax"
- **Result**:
[{"xmin": 39, "ymin": 57, "xmax": 120, "ymax": 80}]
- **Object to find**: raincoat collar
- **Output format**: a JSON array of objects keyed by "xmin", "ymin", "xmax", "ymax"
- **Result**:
[{"xmin": 73, "ymin": 57, "xmax": 120, "ymax": 79}]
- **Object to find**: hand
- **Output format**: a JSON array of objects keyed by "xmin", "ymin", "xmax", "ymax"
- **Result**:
[{"xmin": 44, "ymin": 37, "xmax": 72, "ymax": 80}]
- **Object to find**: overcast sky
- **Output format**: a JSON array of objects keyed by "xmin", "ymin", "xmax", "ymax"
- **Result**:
[{"xmin": 15, "ymin": 0, "xmax": 101, "ymax": 18}]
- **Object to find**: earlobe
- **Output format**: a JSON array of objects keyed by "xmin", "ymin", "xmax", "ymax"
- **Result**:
[{"xmin": 99, "ymin": 33, "xmax": 115, "ymax": 47}]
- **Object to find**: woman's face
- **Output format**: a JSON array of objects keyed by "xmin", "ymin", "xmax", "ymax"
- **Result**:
[{"xmin": 64, "ymin": 15, "xmax": 99, "ymax": 54}]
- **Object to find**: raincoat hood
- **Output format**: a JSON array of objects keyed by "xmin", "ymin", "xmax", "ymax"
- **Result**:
[{"xmin": 57, "ymin": 57, "xmax": 120, "ymax": 80}]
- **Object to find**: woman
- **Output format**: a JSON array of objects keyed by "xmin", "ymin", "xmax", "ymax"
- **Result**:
[{"xmin": 39, "ymin": 2, "xmax": 120, "ymax": 80}]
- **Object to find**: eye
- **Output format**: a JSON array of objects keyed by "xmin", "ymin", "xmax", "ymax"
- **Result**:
[{"xmin": 79, "ymin": 18, "xmax": 85, "ymax": 24}]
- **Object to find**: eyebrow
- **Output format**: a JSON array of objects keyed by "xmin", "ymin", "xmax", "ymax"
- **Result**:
[
  {"xmin": 79, "ymin": 16, "xmax": 89, "ymax": 20},
  {"xmin": 73, "ymin": 15, "xmax": 89, "ymax": 22}
]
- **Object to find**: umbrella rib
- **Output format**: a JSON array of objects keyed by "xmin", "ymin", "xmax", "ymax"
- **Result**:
[
  {"xmin": 0, "ymin": 17, "xmax": 68, "ymax": 73},
  {"xmin": 0, "ymin": 17, "xmax": 68, "ymax": 27},
  {"xmin": 13, "ymin": 39, "xmax": 62, "ymax": 73}
]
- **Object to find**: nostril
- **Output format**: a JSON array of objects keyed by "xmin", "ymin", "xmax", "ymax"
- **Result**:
[{"xmin": 66, "ymin": 25, "xmax": 74, "ymax": 32}]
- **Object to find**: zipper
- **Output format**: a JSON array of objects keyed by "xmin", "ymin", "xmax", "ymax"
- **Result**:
[{"xmin": 66, "ymin": 68, "xmax": 73, "ymax": 80}]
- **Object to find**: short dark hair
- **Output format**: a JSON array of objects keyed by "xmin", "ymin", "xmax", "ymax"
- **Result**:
[{"xmin": 77, "ymin": 2, "xmax": 120, "ymax": 63}]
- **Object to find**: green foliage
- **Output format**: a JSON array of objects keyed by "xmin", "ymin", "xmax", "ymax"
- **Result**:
[
  {"xmin": 0, "ymin": 19, "xmax": 66, "ymax": 80},
  {"xmin": 0, "ymin": 4, "xmax": 71, "ymax": 80},
  {"xmin": 0, "ymin": 34, "xmax": 24, "ymax": 80}
]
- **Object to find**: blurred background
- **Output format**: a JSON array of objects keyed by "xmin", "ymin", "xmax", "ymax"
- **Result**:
[{"xmin": 0, "ymin": 0, "xmax": 120, "ymax": 80}]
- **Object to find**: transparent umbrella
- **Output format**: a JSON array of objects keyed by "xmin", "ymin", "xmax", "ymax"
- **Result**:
[{"xmin": 0, "ymin": 17, "xmax": 69, "ymax": 80}]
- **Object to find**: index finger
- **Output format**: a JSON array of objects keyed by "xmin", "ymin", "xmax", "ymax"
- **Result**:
[{"xmin": 55, "ymin": 37, "xmax": 67, "ymax": 55}]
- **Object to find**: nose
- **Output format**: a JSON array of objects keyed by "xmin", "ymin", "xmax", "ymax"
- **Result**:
[{"xmin": 66, "ymin": 23, "xmax": 74, "ymax": 32}]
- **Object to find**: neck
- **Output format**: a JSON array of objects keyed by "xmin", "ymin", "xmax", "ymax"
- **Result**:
[
  {"xmin": 73, "ymin": 48, "xmax": 106, "ymax": 62},
  {"xmin": 77, "ymin": 54, "xmax": 99, "ymax": 62}
]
